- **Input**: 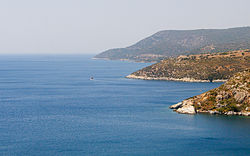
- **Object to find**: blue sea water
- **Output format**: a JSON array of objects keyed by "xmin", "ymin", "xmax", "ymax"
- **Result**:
[{"xmin": 0, "ymin": 55, "xmax": 249, "ymax": 156}]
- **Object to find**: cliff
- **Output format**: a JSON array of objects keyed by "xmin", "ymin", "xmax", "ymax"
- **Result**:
[
  {"xmin": 94, "ymin": 27, "xmax": 250, "ymax": 62},
  {"xmin": 126, "ymin": 49, "xmax": 250, "ymax": 82},
  {"xmin": 170, "ymin": 70, "xmax": 250, "ymax": 116}
]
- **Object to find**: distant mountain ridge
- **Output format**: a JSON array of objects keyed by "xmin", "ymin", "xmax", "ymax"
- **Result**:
[{"xmin": 94, "ymin": 27, "xmax": 250, "ymax": 62}]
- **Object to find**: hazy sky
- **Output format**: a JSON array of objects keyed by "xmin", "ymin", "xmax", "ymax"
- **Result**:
[{"xmin": 0, "ymin": 0, "xmax": 250, "ymax": 54}]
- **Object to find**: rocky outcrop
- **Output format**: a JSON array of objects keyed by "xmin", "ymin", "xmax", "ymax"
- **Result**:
[
  {"xmin": 126, "ymin": 75, "xmax": 226, "ymax": 82},
  {"xmin": 170, "ymin": 100, "xmax": 196, "ymax": 114},
  {"xmin": 170, "ymin": 70, "xmax": 250, "ymax": 116}
]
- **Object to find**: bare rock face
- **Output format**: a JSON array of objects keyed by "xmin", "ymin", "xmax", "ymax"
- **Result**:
[
  {"xmin": 234, "ymin": 92, "xmax": 247, "ymax": 103},
  {"xmin": 170, "ymin": 100, "xmax": 196, "ymax": 114},
  {"xmin": 242, "ymin": 112, "xmax": 250, "ymax": 116},
  {"xmin": 169, "ymin": 102, "xmax": 182, "ymax": 109},
  {"xmin": 170, "ymin": 70, "xmax": 250, "ymax": 116},
  {"xmin": 226, "ymin": 111, "xmax": 234, "ymax": 115},
  {"xmin": 176, "ymin": 105, "xmax": 196, "ymax": 114},
  {"xmin": 216, "ymin": 95, "xmax": 223, "ymax": 101}
]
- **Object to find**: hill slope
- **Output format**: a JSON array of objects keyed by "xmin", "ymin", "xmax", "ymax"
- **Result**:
[
  {"xmin": 94, "ymin": 27, "xmax": 250, "ymax": 62},
  {"xmin": 170, "ymin": 70, "xmax": 250, "ymax": 116},
  {"xmin": 126, "ymin": 50, "xmax": 250, "ymax": 82}
]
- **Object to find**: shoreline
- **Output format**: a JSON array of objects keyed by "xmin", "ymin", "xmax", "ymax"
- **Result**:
[
  {"xmin": 126, "ymin": 74, "xmax": 227, "ymax": 83},
  {"xmin": 169, "ymin": 100, "xmax": 250, "ymax": 116},
  {"xmin": 92, "ymin": 57, "xmax": 157, "ymax": 63}
]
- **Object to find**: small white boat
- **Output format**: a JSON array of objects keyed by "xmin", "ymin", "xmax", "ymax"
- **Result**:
[{"xmin": 90, "ymin": 77, "xmax": 94, "ymax": 80}]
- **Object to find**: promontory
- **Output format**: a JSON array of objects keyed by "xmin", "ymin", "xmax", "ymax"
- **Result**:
[
  {"xmin": 170, "ymin": 70, "xmax": 250, "ymax": 116},
  {"xmin": 126, "ymin": 49, "xmax": 250, "ymax": 82}
]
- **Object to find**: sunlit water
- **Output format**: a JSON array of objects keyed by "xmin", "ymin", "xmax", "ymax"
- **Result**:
[{"xmin": 0, "ymin": 55, "xmax": 249, "ymax": 156}]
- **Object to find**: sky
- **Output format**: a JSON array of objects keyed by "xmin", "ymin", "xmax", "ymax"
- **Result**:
[{"xmin": 0, "ymin": 0, "xmax": 250, "ymax": 54}]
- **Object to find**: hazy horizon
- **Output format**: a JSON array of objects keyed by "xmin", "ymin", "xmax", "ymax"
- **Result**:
[{"xmin": 1, "ymin": 0, "xmax": 250, "ymax": 54}]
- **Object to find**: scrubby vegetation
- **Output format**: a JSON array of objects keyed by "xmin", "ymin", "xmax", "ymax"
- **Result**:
[
  {"xmin": 129, "ymin": 49, "xmax": 250, "ymax": 81},
  {"xmin": 191, "ymin": 70, "xmax": 250, "ymax": 115}
]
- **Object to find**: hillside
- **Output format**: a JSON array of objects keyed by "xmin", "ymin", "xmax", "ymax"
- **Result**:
[
  {"xmin": 94, "ymin": 27, "xmax": 250, "ymax": 62},
  {"xmin": 126, "ymin": 49, "xmax": 250, "ymax": 82},
  {"xmin": 170, "ymin": 70, "xmax": 250, "ymax": 116}
]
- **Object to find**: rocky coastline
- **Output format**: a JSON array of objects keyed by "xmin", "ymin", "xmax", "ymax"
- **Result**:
[
  {"xmin": 126, "ymin": 50, "xmax": 250, "ymax": 84},
  {"xmin": 92, "ymin": 57, "xmax": 156, "ymax": 63},
  {"xmin": 170, "ymin": 99, "xmax": 250, "ymax": 116},
  {"xmin": 169, "ymin": 70, "xmax": 250, "ymax": 116},
  {"xmin": 126, "ymin": 74, "xmax": 227, "ymax": 83}
]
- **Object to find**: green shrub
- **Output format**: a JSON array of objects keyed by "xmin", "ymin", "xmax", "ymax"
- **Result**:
[
  {"xmin": 209, "ymin": 90, "xmax": 217, "ymax": 96},
  {"xmin": 220, "ymin": 52, "xmax": 228, "ymax": 55},
  {"xmin": 208, "ymin": 96, "xmax": 216, "ymax": 102},
  {"xmin": 217, "ymin": 107, "xmax": 227, "ymax": 113},
  {"xmin": 228, "ymin": 103, "xmax": 241, "ymax": 112}
]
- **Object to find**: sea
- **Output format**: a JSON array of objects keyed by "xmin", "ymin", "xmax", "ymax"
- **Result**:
[{"xmin": 0, "ymin": 55, "xmax": 249, "ymax": 156}]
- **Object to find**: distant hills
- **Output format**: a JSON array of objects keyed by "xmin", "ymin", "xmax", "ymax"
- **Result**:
[
  {"xmin": 126, "ymin": 49, "xmax": 250, "ymax": 82},
  {"xmin": 94, "ymin": 27, "xmax": 250, "ymax": 62}
]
